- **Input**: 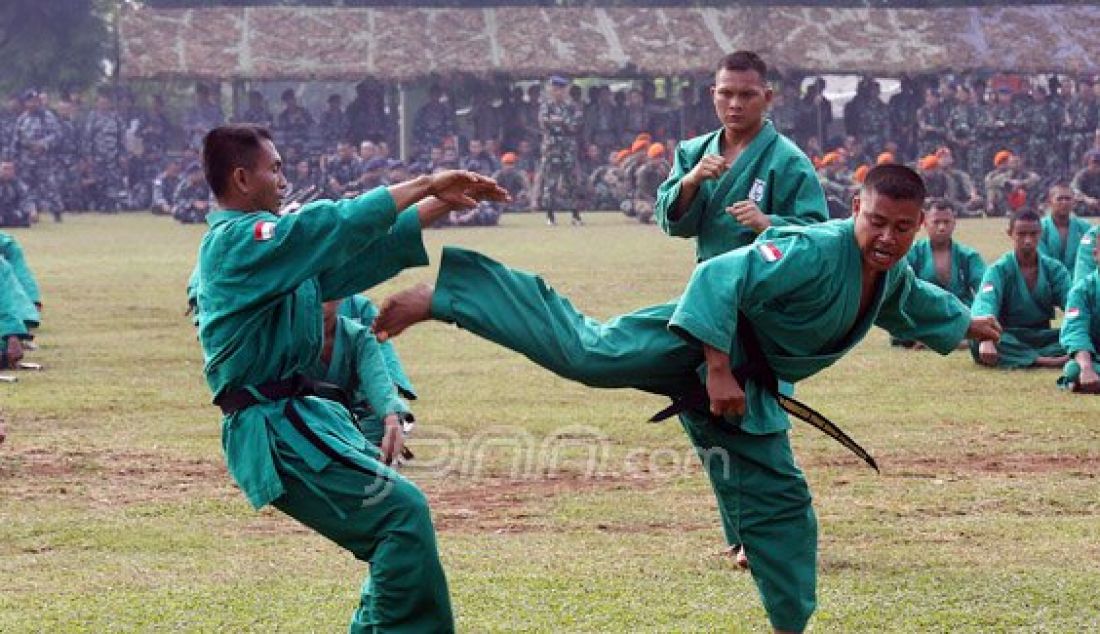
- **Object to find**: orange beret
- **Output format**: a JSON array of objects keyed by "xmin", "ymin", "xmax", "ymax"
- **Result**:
[
  {"xmin": 647, "ymin": 143, "xmax": 666, "ymax": 158},
  {"xmin": 613, "ymin": 149, "xmax": 629, "ymax": 163},
  {"xmin": 501, "ymin": 152, "xmax": 517, "ymax": 164},
  {"xmin": 918, "ymin": 155, "xmax": 940, "ymax": 171},
  {"xmin": 631, "ymin": 139, "xmax": 649, "ymax": 153},
  {"xmin": 852, "ymin": 164, "xmax": 870, "ymax": 184},
  {"xmin": 876, "ymin": 152, "xmax": 896, "ymax": 166},
  {"xmin": 993, "ymin": 150, "xmax": 1013, "ymax": 168}
]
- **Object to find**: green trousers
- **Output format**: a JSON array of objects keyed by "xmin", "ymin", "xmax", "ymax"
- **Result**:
[
  {"xmin": 969, "ymin": 327, "xmax": 1065, "ymax": 368},
  {"xmin": 270, "ymin": 419, "xmax": 454, "ymax": 633},
  {"xmin": 431, "ymin": 246, "xmax": 818, "ymax": 632}
]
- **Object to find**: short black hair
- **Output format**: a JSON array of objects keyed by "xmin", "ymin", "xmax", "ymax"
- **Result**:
[
  {"xmin": 717, "ymin": 50, "xmax": 767, "ymax": 80},
  {"xmin": 926, "ymin": 197, "xmax": 956, "ymax": 215},
  {"xmin": 202, "ymin": 125, "xmax": 274, "ymax": 198},
  {"xmin": 1008, "ymin": 209, "xmax": 1042, "ymax": 231},
  {"xmin": 862, "ymin": 164, "xmax": 926, "ymax": 205}
]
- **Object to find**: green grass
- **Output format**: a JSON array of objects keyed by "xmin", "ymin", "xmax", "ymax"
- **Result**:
[{"xmin": 1, "ymin": 212, "xmax": 1098, "ymax": 632}]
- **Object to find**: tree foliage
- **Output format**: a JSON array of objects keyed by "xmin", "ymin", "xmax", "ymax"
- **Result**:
[{"xmin": 0, "ymin": 0, "xmax": 111, "ymax": 96}]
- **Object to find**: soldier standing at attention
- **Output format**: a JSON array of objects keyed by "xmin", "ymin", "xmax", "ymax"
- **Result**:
[
  {"xmin": 12, "ymin": 90, "xmax": 63, "ymax": 221},
  {"xmin": 82, "ymin": 88, "xmax": 126, "ymax": 212},
  {"xmin": 537, "ymin": 75, "xmax": 584, "ymax": 226}
]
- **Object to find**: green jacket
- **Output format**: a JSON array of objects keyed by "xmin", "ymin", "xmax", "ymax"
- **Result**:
[
  {"xmin": 654, "ymin": 121, "xmax": 827, "ymax": 262},
  {"xmin": 971, "ymin": 252, "xmax": 1070, "ymax": 330},
  {"xmin": 1039, "ymin": 214, "xmax": 1094, "ymax": 273},
  {"xmin": 1073, "ymin": 225, "xmax": 1098, "ymax": 283},
  {"xmin": 0, "ymin": 231, "xmax": 40, "ymax": 304},
  {"xmin": 906, "ymin": 238, "xmax": 986, "ymax": 306},
  {"xmin": 1061, "ymin": 272, "xmax": 1100, "ymax": 357},
  {"xmin": 669, "ymin": 219, "xmax": 971, "ymax": 434}
]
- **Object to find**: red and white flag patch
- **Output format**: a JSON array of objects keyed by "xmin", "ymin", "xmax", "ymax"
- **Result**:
[
  {"xmin": 758, "ymin": 242, "xmax": 783, "ymax": 263},
  {"xmin": 253, "ymin": 221, "xmax": 276, "ymax": 241},
  {"xmin": 1066, "ymin": 307, "xmax": 1080, "ymax": 319},
  {"xmin": 981, "ymin": 282, "xmax": 995, "ymax": 293},
  {"xmin": 1083, "ymin": 235, "xmax": 1093, "ymax": 245}
]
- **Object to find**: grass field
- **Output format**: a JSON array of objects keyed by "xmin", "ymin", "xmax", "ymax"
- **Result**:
[{"xmin": 1, "ymin": 211, "xmax": 1099, "ymax": 632}]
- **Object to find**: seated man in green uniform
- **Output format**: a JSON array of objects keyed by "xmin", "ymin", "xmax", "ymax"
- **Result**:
[
  {"xmin": 0, "ymin": 231, "xmax": 42, "ymax": 311},
  {"xmin": 654, "ymin": 50, "xmax": 827, "ymax": 263},
  {"xmin": 373, "ymin": 165, "xmax": 1001, "ymax": 634},
  {"xmin": 971, "ymin": 210, "xmax": 1072, "ymax": 369},
  {"xmin": 1059, "ymin": 236, "xmax": 1100, "ymax": 393},
  {"xmin": 1073, "ymin": 225, "xmax": 1098, "ymax": 283},
  {"xmin": 0, "ymin": 257, "xmax": 36, "ymax": 368},
  {"xmin": 194, "ymin": 124, "xmax": 507, "ymax": 633},
  {"xmin": 894, "ymin": 198, "xmax": 985, "ymax": 348},
  {"xmin": 1039, "ymin": 182, "xmax": 1094, "ymax": 273}
]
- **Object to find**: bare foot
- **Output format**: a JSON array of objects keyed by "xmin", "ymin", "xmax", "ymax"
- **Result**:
[
  {"xmin": 373, "ymin": 284, "xmax": 435, "ymax": 342},
  {"xmin": 4, "ymin": 336, "xmax": 23, "ymax": 369},
  {"xmin": 715, "ymin": 545, "xmax": 750, "ymax": 570}
]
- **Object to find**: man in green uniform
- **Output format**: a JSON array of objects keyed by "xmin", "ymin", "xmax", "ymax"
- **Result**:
[
  {"xmin": 654, "ymin": 51, "xmax": 827, "ymax": 263},
  {"xmin": 894, "ymin": 198, "xmax": 985, "ymax": 348},
  {"xmin": 0, "ymin": 231, "xmax": 41, "ymax": 310},
  {"xmin": 0, "ymin": 257, "xmax": 36, "ymax": 368},
  {"xmin": 372, "ymin": 165, "xmax": 1001, "ymax": 633},
  {"xmin": 1059, "ymin": 237, "xmax": 1100, "ymax": 392},
  {"xmin": 971, "ymin": 210, "xmax": 1072, "ymax": 369},
  {"xmin": 194, "ymin": 124, "xmax": 507, "ymax": 633},
  {"xmin": 1038, "ymin": 182, "xmax": 1095, "ymax": 272},
  {"xmin": 1073, "ymin": 226, "xmax": 1099, "ymax": 282}
]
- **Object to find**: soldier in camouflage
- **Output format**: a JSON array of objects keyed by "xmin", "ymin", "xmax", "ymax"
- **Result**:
[
  {"xmin": 915, "ymin": 88, "xmax": 949, "ymax": 158},
  {"xmin": 0, "ymin": 160, "xmax": 34, "ymax": 227},
  {"xmin": 54, "ymin": 99, "xmax": 83, "ymax": 212},
  {"xmin": 537, "ymin": 76, "xmax": 584, "ymax": 226},
  {"xmin": 0, "ymin": 94, "xmax": 21, "ymax": 162},
  {"xmin": 11, "ymin": 90, "xmax": 63, "ymax": 221},
  {"xmin": 947, "ymin": 85, "xmax": 983, "ymax": 186},
  {"xmin": 855, "ymin": 80, "xmax": 892, "ymax": 161},
  {"xmin": 171, "ymin": 163, "xmax": 213, "ymax": 224},
  {"xmin": 82, "ymin": 89, "xmax": 126, "ymax": 212},
  {"xmin": 1064, "ymin": 78, "xmax": 1098, "ymax": 171},
  {"xmin": 976, "ymin": 87, "xmax": 1026, "ymax": 177},
  {"xmin": 1023, "ymin": 86, "xmax": 1061, "ymax": 177}
]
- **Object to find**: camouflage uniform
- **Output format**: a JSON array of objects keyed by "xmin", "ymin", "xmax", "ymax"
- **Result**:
[
  {"xmin": 1023, "ymin": 95, "xmax": 1061, "ymax": 176},
  {"xmin": 1064, "ymin": 94, "xmax": 1098, "ymax": 170},
  {"xmin": 947, "ymin": 99, "xmax": 982, "ymax": 184},
  {"xmin": 915, "ymin": 101, "xmax": 949, "ymax": 158},
  {"xmin": 856, "ymin": 98, "xmax": 891, "ymax": 159},
  {"xmin": 171, "ymin": 176, "xmax": 213, "ymax": 224},
  {"xmin": 12, "ymin": 108, "xmax": 63, "ymax": 219},
  {"xmin": 54, "ymin": 111, "xmax": 83, "ymax": 211},
  {"xmin": 82, "ymin": 108, "xmax": 126, "ymax": 211},
  {"xmin": 631, "ymin": 158, "xmax": 670, "ymax": 224},
  {"xmin": 0, "ymin": 107, "xmax": 19, "ymax": 161},
  {"xmin": 0, "ymin": 175, "xmax": 34, "ymax": 227},
  {"xmin": 537, "ymin": 97, "xmax": 583, "ymax": 223},
  {"xmin": 491, "ymin": 167, "xmax": 531, "ymax": 212},
  {"xmin": 276, "ymin": 106, "xmax": 315, "ymax": 157},
  {"xmin": 150, "ymin": 169, "xmax": 181, "ymax": 216},
  {"xmin": 976, "ymin": 99, "xmax": 1024, "ymax": 176},
  {"xmin": 325, "ymin": 155, "xmax": 363, "ymax": 198}
]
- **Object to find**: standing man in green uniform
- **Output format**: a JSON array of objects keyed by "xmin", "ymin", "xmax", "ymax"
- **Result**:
[
  {"xmin": 1059, "ymin": 237, "xmax": 1100, "ymax": 392},
  {"xmin": 654, "ymin": 51, "xmax": 827, "ymax": 263},
  {"xmin": 971, "ymin": 210, "xmax": 1072, "ymax": 369},
  {"xmin": 194, "ymin": 124, "xmax": 507, "ymax": 633},
  {"xmin": 373, "ymin": 165, "xmax": 1002, "ymax": 633},
  {"xmin": 894, "ymin": 198, "xmax": 985, "ymax": 348},
  {"xmin": 1038, "ymin": 182, "xmax": 1095, "ymax": 273}
]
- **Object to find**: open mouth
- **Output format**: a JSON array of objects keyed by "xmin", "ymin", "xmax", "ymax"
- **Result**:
[{"xmin": 870, "ymin": 248, "xmax": 894, "ymax": 265}]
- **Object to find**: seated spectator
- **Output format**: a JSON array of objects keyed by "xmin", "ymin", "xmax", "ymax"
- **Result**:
[
  {"xmin": 491, "ymin": 153, "xmax": 531, "ymax": 212},
  {"xmin": 461, "ymin": 139, "xmax": 498, "ymax": 176},
  {"xmin": 631, "ymin": 143, "xmax": 670, "ymax": 224},
  {"xmin": 985, "ymin": 151, "xmax": 1040, "ymax": 217},
  {"xmin": 172, "ymin": 163, "xmax": 212, "ymax": 224},
  {"xmin": 288, "ymin": 158, "xmax": 321, "ymax": 195},
  {"xmin": 817, "ymin": 152, "xmax": 852, "ymax": 215},
  {"xmin": 0, "ymin": 161, "xmax": 34, "ymax": 227},
  {"xmin": 326, "ymin": 140, "xmax": 364, "ymax": 198},
  {"xmin": 918, "ymin": 154, "xmax": 947, "ymax": 199},
  {"xmin": 1039, "ymin": 182, "xmax": 1093, "ymax": 272},
  {"xmin": 1071, "ymin": 149, "xmax": 1100, "ymax": 216},
  {"xmin": 447, "ymin": 201, "xmax": 501, "ymax": 228},
  {"xmin": 1058, "ymin": 236, "xmax": 1100, "ymax": 392},
  {"xmin": 971, "ymin": 210, "xmax": 1071, "ymax": 368},
  {"xmin": 385, "ymin": 160, "xmax": 410, "ymax": 187},
  {"xmin": 935, "ymin": 146, "xmax": 983, "ymax": 216},
  {"xmin": 358, "ymin": 158, "xmax": 388, "ymax": 191},
  {"xmin": 150, "ymin": 159, "xmax": 182, "ymax": 216},
  {"xmin": 894, "ymin": 199, "xmax": 985, "ymax": 348}
]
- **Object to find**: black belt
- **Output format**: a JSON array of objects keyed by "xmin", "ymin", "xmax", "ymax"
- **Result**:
[
  {"xmin": 651, "ymin": 314, "xmax": 879, "ymax": 472},
  {"xmin": 215, "ymin": 374, "xmax": 410, "ymax": 471}
]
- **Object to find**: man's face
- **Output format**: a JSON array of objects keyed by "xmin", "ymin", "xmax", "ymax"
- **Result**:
[
  {"xmin": 359, "ymin": 142, "xmax": 376, "ymax": 161},
  {"xmin": 852, "ymin": 190, "xmax": 923, "ymax": 272},
  {"xmin": 429, "ymin": 147, "xmax": 443, "ymax": 162},
  {"xmin": 242, "ymin": 139, "xmax": 287, "ymax": 212},
  {"xmin": 549, "ymin": 85, "xmax": 566, "ymax": 102},
  {"xmin": 295, "ymin": 161, "xmax": 310, "ymax": 178},
  {"xmin": 24, "ymin": 96, "xmax": 41, "ymax": 112},
  {"xmin": 0, "ymin": 162, "xmax": 14, "ymax": 180},
  {"xmin": 711, "ymin": 68, "xmax": 771, "ymax": 135},
  {"xmin": 925, "ymin": 207, "xmax": 956, "ymax": 245},
  {"xmin": 468, "ymin": 139, "xmax": 482, "ymax": 155},
  {"xmin": 1049, "ymin": 186, "xmax": 1075, "ymax": 217},
  {"xmin": 1009, "ymin": 219, "xmax": 1041, "ymax": 259},
  {"xmin": 1007, "ymin": 155, "xmax": 1021, "ymax": 171},
  {"xmin": 628, "ymin": 90, "xmax": 643, "ymax": 106},
  {"xmin": 338, "ymin": 143, "xmax": 353, "ymax": 160}
]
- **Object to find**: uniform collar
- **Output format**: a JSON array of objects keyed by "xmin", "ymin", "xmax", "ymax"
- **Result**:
[{"xmin": 206, "ymin": 209, "xmax": 248, "ymax": 226}]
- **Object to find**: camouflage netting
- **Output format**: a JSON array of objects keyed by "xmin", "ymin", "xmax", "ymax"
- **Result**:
[{"xmin": 119, "ymin": 5, "xmax": 1100, "ymax": 81}]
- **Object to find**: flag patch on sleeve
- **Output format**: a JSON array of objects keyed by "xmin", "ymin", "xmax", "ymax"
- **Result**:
[
  {"xmin": 758, "ymin": 242, "xmax": 783, "ymax": 262},
  {"xmin": 253, "ymin": 221, "xmax": 276, "ymax": 241},
  {"xmin": 1083, "ymin": 235, "xmax": 1093, "ymax": 245},
  {"xmin": 981, "ymin": 282, "xmax": 994, "ymax": 293},
  {"xmin": 1066, "ymin": 307, "xmax": 1080, "ymax": 319}
]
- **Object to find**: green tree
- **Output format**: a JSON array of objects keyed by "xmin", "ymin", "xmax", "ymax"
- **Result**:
[{"xmin": 0, "ymin": 0, "xmax": 110, "ymax": 96}]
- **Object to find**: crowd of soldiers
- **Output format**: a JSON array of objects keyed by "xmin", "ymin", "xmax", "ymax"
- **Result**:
[{"xmin": 3, "ymin": 71, "xmax": 1099, "ymax": 229}]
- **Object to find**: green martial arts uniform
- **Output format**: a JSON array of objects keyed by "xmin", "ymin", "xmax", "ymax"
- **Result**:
[
  {"xmin": 0, "ymin": 257, "xmax": 38, "ymax": 336},
  {"xmin": 314, "ymin": 312, "xmax": 411, "ymax": 447},
  {"xmin": 427, "ymin": 219, "xmax": 971, "ymax": 632},
  {"xmin": 654, "ymin": 120, "xmax": 828, "ymax": 262},
  {"xmin": 0, "ymin": 231, "xmax": 41, "ymax": 306},
  {"xmin": 196, "ymin": 188, "xmax": 453, "ymax": 633},
  {"xmin": 1073, "ymin": 226, "xmax": 1098, "ymax": 283},
  {"xmin": 894, "ymin": 238, "xmax": 985, "ymax": 347},
  {"xmin": 339, "ymin": 295, "xmax": 418, "ymax": 401},
  {"xmin": 1058, "ymin": 272, "xmax": 1100, "ymax": 389},
  {"xmin": 970, "ymin": 252, "xmax": 1071, "ymax": 368},
  {"xmin": 1039, "ymin": 215, "xmax": 1094, "ymax": 273}
]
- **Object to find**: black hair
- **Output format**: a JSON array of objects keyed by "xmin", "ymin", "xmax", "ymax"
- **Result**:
[
  {"xmin": 202, "ymin": 125, "xmax": 274, "ymax": 198},
  {"xmin": 926, "ymin": 197, "xmax": 956, "ymax": 215},
  {"xmin": 717, "ymin": 50, "xmax": 767, "ymax": 80},
  {"xmin": 1008, "ymin": 209, "xmax": 1042, "ymax": 231},
  {"xmin": 862, "ymin": 164, "xmax": 927, "ymax": 205}
]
